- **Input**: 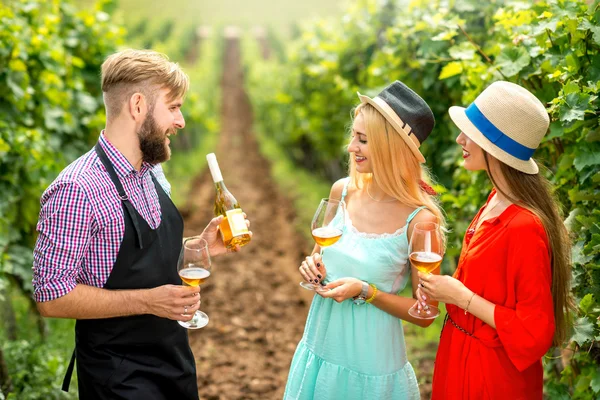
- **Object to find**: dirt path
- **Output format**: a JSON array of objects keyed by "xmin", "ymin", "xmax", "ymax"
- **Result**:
[{"xmin": 182, "ymin": 37, "xmax": 313, "ymax": 400}]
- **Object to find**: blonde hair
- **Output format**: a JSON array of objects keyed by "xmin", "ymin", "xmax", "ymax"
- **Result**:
[
  {"xmin": 349, "ymin": 103, "xmax": 445, "ymax": 229},
  {"xmin": 101, "ymin": 49, "xmax": 189, "ymax": 119}
]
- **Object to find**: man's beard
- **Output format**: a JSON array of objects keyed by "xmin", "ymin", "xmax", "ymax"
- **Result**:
[{"xmin": 137, "ymin": 113, "xmax": 172, "ymax": 165}]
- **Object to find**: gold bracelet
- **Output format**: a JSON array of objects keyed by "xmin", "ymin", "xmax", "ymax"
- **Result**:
[
  {"xmin": 464, "ymin": 292, "xmax": 476, "ymax": 315},
  {"xmin": 366, "ymin": 284, "xmax": 378, "ymax": 303}
]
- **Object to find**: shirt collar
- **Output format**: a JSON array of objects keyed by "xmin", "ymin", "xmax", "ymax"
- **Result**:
[
  {"xmin": 99, "ymin": 131, "xmax": 153, "ymax": 178},
  {"xmin": 483, "ymin": 188, "xmax": 519, "ymax": 225}
]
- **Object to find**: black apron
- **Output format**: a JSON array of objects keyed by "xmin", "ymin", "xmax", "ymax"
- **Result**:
[{"xmin": 62, "ymin": 143, "xmax": 198, "ymax": 400}]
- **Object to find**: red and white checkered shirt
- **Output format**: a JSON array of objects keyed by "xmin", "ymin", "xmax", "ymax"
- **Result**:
[{"xmin": 32, "ymin": 132, "xmax": 172, "ymax": 302}]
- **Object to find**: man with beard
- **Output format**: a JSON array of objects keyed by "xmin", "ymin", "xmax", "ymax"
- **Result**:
[{"xmin": 32, "ymin": 49, "xmax": 243, "ymax": 399}]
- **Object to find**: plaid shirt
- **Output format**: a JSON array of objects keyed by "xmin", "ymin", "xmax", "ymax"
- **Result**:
[{"xmin": 32, "ymin": 132, "xmax": 172, "ymax": 302}]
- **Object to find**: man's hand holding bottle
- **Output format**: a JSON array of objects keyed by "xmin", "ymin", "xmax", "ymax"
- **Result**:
[{"xmin": 199, "ymin": 214, "xmax": 252, "ymax": 257}]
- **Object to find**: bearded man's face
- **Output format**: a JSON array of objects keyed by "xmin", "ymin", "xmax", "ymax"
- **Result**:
[{"xmin": 137, "ymin": 109, "xmax": 173, "ymax": 164}]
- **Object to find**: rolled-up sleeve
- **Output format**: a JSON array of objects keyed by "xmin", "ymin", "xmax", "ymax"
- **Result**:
[
  {"xmin": 33, "ymin": 182, "xmax": 92, "ymax": 302},
  {"xmin": 494, "ymin": 220, "xmax": 555, "ymax": 372}
]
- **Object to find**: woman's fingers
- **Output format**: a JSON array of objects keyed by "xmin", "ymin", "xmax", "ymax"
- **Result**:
[
  {"xmin": 299, "ymin": 261, "xmax": 313, "ymax": 283},
  {"xmin": 318, "ymin": 286, "xmax": 344, "ymax": 302},
  {"xmin": 416, "ymin": 287, "xmax": 428, "ymax": 303},
  {"xmin": 312, "ymin": 253, "xmax": 327, "ymax": 280},
  {"xmin": 415, "ymin": 287, "xmax": 430, "ymax": 312},
  {"xmin": 420, "ymin": 284, "xmax": 435, "ymax": 301},
  {"xmin": 324, "ymin": 279, "xmax": 345, "ymax": 290},
  {"xmin": 417, "ymin": 271, "xmax": 432, "ymax": 282},
  {"xmin": 305, "ymin": 256, "xmax": 322, "ymax": 284}
]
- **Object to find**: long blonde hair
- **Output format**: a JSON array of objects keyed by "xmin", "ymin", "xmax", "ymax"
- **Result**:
[
  {"xmin": 349, "ymin": 103, "xmax": 445, "ymax": 229},
  {"xmin": 485, "ymin": 153, "xmax": 574, "ymax": 347}
]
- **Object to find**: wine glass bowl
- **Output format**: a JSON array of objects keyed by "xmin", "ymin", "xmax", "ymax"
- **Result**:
[
  {"xmin": 311, "ymin": 226, "xmax": 343, "ymax": 247},
  {"xmin": 408, "ymin": 221, "xmax": 444, "ymax": 319},
  {"xmin": 177, "ymin": 237, "xmax": 211, "ymax": 329},
  {"xmin": 300, "ymin": 198, "xmax": 345, "ymax": 291}
]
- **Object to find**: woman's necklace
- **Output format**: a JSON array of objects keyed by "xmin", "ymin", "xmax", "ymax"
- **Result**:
[
  {"xmin": 366, "ymin": 183, "xmax": 397, "ymax": 203},
  {"xmin": 473, "ymin": 194, "xmax": 511, "ymax": 231}
]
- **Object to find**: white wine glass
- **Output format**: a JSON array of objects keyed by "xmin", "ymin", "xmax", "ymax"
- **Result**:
[
  {"xmin": 408, "ymin": 222, "xmax": 443, "ymax": 319},
  {"xmin": 178, "ymin": 237, "xmax": 211, "ymax": 329},
  {"xmin": 300, "ymin": 198, "xmax": 345, "ymax": 292}
]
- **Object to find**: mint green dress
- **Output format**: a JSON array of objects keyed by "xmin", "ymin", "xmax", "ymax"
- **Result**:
[{"xmin": 284, "ymin": 178, "xmax": 424, "ymax": 400}]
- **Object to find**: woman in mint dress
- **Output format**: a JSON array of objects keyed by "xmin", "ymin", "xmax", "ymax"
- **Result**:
[{"xmin": 284, "ymin": 81, "xmax": 445, "ymax": 400}]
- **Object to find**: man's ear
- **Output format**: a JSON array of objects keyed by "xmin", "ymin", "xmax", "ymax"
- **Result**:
[{"xmin": 128, "ymin": 93, "xmax": 147, "ymax": 122}]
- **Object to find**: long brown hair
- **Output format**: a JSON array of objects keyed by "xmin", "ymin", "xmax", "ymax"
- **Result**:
[{"xmin": 484, "ymin": 153, "xmax": 574, "ymax": 347}]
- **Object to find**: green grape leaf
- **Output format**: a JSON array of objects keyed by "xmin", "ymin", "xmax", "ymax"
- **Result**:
[
  {"xmin": 495, "ymin": 47, "xmax": 530, "ymax": 77},
  {"xmin": 585, "ymin": 128, "xmax": 600, "ymax": 142},
  {"xmin": 449, "ymin": 42, "xmax": 476, "ymax": 60},
  {"xmin": 580, "ymin": 293, "xmax": 595, "ymax": 313},
  {"xmin": 579, "ymin": 19, "xmax": 600, "ymax": 47},
  {"xmin": 439, "ymin": 62, "xmax": 463, "ymax": 79},
  {"xmin": 592, "ymin": 372, "xmax": 600, "ymax": 393},
  {"xmin": 560, "ymin": 92, "xmax": 590, "ymax": 123},
  {"xmin": 6, "ymin": 78, "xmax": 25, "ymax": 99},
  {"xmin": 572, "ymin": 318, "xmax": 595, "ymax": 347},
  {"xmin": 574, "ymin": 147, "xmax": 600, "ymax": 171},
  {"xmin": 543, "ymin": 122, "xmax": 564, "ymax": 141}
]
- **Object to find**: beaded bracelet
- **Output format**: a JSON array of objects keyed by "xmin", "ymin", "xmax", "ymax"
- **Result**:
[{"xmin": 366, "ymin": 284, "xmax": 378, "ymax": 303}]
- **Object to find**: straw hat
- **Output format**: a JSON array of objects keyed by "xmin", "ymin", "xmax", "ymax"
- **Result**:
[
  {"xmin": 448, "ymin": 81, "xmax": 550, "ymax": 174},
  {"xmin": 358, "ymin": 81, "xmax": 435, "ymax": 163}
]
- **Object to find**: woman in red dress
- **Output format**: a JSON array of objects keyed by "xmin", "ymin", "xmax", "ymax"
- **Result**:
[{"xmin": 417, "ymin": 81, "xmax": 574, "ymax": 399}]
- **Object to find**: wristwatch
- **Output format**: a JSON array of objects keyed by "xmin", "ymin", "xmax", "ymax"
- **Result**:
[{"xmin": 352, "ymin": 281, "xmax": 370, "ymax": 305}]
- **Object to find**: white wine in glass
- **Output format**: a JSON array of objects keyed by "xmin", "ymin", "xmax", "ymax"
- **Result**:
[
  {"xmin": 179, "ymin": 268, "xmax": 211, "ymax": 286},
  {"xmin": 311, "ymin": 226, "xmax": 343, "ymax": 247},
  {"xmin": 300, "ymin": 198, "xmax": 345, "ymax": 291},
  {"xmin": 408, "ymin": 222, "xmax": 444, "ymax": 319},
  {"xmin": 178, "ymin": 237, "xmax": 211, "ymax": 329}
]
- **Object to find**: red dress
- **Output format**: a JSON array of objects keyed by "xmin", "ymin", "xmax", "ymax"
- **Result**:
[{"xmin": 432, "ymin": 191, "xmax": 555, "ymax": 400}]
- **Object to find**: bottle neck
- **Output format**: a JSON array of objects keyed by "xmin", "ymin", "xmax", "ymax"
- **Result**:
[{"xmin": 214, "ymin": 180, "xmax": 227, "ymax": 192}]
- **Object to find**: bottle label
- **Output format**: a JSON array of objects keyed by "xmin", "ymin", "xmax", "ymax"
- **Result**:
[{"xmin": 226, "ymin": 209, "xmax": 248, "ymax": 237}]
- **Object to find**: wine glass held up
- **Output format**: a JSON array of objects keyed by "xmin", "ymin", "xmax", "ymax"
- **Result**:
[
  {"xmin": 408, "ymin": 222, "xmax": 444, "ymax": 319},
  {"xmin": 178, "ymin": 237, "xmax": 212, "ymax": 329},
  {"xmin": 299, "ymin": 198, "xmax": 345, "ymax": 292}
]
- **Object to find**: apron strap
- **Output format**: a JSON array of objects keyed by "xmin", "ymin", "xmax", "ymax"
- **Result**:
[
  {"xmin": 61, "ymin": 349, "xmax": 76, "ymax": 392},
  {"xmin": 94, "ymin": 143, "xmax": 144, "ymax": 249}
]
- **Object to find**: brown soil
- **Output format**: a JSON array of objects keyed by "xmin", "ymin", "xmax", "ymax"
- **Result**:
[{"xmin": 182, "ymin": 37, "xmax": 314, "ymax": 400}]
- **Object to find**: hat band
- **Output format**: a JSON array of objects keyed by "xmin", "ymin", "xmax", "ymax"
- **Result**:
[
  {"xmin": 465, "ymin": 103, "xmax": 535, "ymax": 161},
  {"xmin": 372, "ymin": 97, "xmax": 421, "ymax": 148}
]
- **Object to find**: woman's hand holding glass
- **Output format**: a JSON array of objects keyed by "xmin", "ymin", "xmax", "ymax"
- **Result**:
[
  {"xmin": 300, "ymin": 198, "xmax": 345, "ymax": 292},
  {"xmin": 417, "ymin": 272, "xmax": 472, "ymax": 308},
  {"xmin": 318, "ymin": 277, "xmax": 363, "ymax": 302},
  {"xmin": 408, "ymin": 221, "xmax": 444, "ymax": 319},
  {"xmin": 298, "ymin": 253, "xmax": 327, "ymax": 289}
]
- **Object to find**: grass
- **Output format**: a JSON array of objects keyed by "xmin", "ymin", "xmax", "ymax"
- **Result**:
[{"xmin": 76, "ymin": 0, "xmax": 346, "ymax": 36}]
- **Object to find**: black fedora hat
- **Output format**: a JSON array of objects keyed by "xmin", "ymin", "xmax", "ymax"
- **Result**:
[{"xmin": 357, "ymin": 81, "xmax": 435, "ymax": 163}]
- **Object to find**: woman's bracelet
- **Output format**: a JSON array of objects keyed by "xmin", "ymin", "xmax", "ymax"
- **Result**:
[
  {"xmin": 366, "ymin": 284, "xmax": 378, "ymax": 303},
  {"xmin": 464, "ymin": 291, "xmax": 476, "ymax": 315}
]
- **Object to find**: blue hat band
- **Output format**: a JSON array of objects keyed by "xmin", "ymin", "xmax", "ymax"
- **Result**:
[{"xmin": 465, "ymin": 103, "xmax": 535, "ymax": 161}]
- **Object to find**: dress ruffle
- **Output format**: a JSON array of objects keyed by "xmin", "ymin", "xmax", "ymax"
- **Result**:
[{"xmin": 284, "ymin": 341, "xmax": 420, "ymax": 400}]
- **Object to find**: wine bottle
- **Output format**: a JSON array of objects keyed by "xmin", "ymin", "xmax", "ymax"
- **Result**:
[{"xmin": 206, "ymin": 153, "xmax": 251, "ymax": 249}]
